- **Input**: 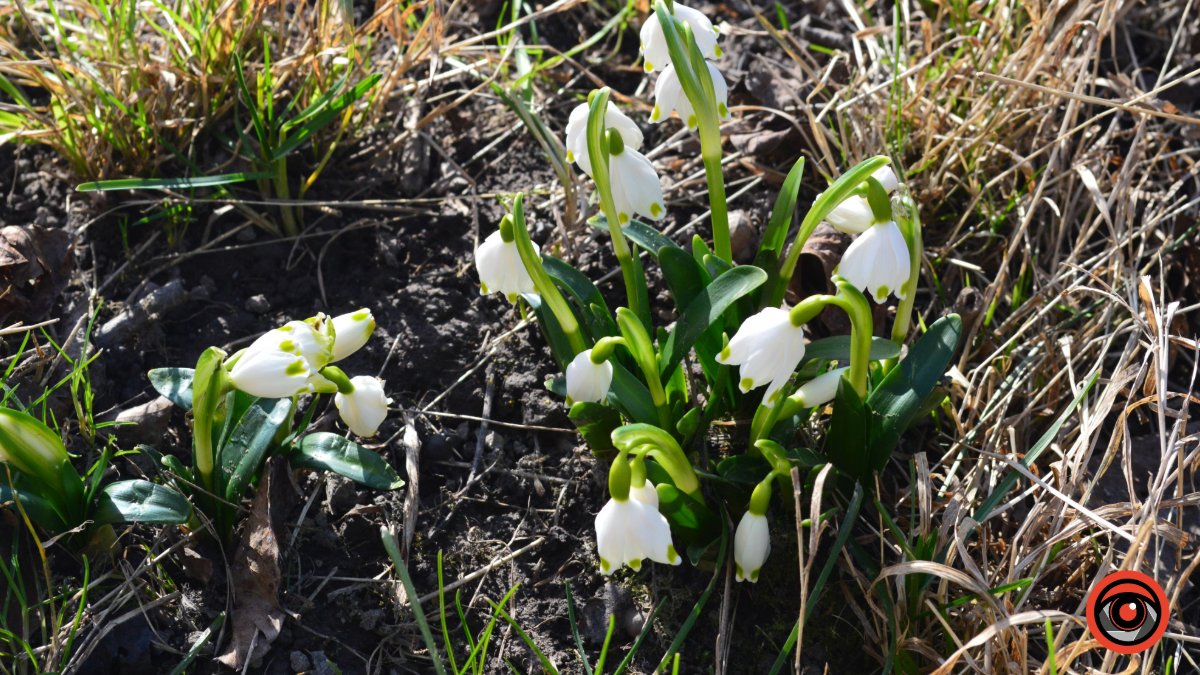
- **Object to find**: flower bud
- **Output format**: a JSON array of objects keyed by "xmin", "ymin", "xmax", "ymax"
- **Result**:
[
  {"xmin": 334, "ymin": 376, "xmax": 392, "ymax": 437},
  {"xmin": 330, "ymin": 309, "xmax": 375, "ymax": 362},
  {"xmin": 565, "ymin": 349, "xmax": 614, "ymax": 405}
]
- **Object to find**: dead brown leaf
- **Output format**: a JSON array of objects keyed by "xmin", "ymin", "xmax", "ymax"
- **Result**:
[{"xmin": 0, "ymin": 224, "xmax": 72, "ymax": 324}]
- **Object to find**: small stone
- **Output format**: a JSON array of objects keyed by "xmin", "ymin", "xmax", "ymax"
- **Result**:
[
  {"xmin": 245, "ymin": 294, "xmax": 270, "ymax": 314},
  {"xmin": 113, "ymin": 396, "xmax": 174, "ymax": 446},
  {"xmin": 456, "ymin": 422, "xmax": 471, "ymax": 441},
  {"xmin": 624, "ymin": 608, "xmax": 647, "ymax": 639},
  {"xmin": 424, "ymin": 434, "xmax": 456, "ymax": 463},
  {"xmin": 311, "ymin": 651, "xmax": 336, "ymax": 675},
  {"xmin": 290, "ymin": 651, "xmax": 311, "ymax": 673},
  {"xmin": 325, "ymin": 475, "xmax": 358, "ymax": 515},
  {"xmin": 236, "ymin": 227, "xmax": 258, "ymax": 242},
  {"xmin": 729, "ymin": 210, "xmax": 757, "ymax": 264},
  {"xmin": 189, "ymin": 285, "xmax": 211, "ymax": 301},
  {"xmin": 484, "ymin": 430, "xmax": 506, "ymax": 453}
]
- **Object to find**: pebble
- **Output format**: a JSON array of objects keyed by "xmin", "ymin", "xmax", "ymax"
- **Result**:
[
  {"xmin": 245, "ymin": 294, "xmax": 271, "ymax": 314},
  {"xmin": 290, "ymin": 651, "xmax": 311, "ymax": 673}
]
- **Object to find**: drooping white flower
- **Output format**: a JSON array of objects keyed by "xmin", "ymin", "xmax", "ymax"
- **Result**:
[
  {"xmin": 734, "ymin": 510, "xmax": 771, "ymax": 582},
  {"xmin": 640, "ymin": 2, "xmax": 721, "ymax": 73},
  {"xmin": 229, "ymin": 321, "xmax": 334, "ymax": 398},
  {"xmin": 791, "ymin": 367, "xmax": 849, "ymax": 409},
  {"xmin": 716, "ymin": 307, "xmax": 805, "ymax": 407},
  {"xmin": 564, "ymin": 101, "xmax": 643, "ymax": 177},
  {"xmin": 824, "ymin": 166, "xmax": 901, "ymax": 234},
  {"xmin": 628, "ymin": 481, "xmax": 660, "ymax": 508},
  {"xmin": 330, "ymin": 309, "xmax": 375, "ymax": 362},
  {"xmin": 334, "ymin": 376, "xmax": 392, "ymax": 437},
  {"xmin": 837, "ymin": 220, "xmax": 911, "ymax": 303},
  {"xmin": 609, "ymin": 147, "xmax": 666, "ymax": 224},
  {"xmin": 476, "ymin": 230, "xmax": 539, "ymax": 303},
  {"xmin": 650, "ymin": 62, "xmax": 730, "ymax": 130},
  {"xmin": 565, "ymin": 349, "xmax": 614, "ymax": 405},
  {"xmin": 595, "ymin": 497, "xmax": 680, "ymax": 574}
]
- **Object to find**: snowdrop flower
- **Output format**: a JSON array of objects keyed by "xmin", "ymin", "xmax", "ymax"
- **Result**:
[
  {"xmin": 640, "ymin": 2, "xmax": 721, "ymax": 73},
  {"xmin": 476, "ymin": 227, "xmax": 539, "ymax": 303},
  {"xmin": 229, "ymin": 321, "xmax": 334, "ymax": 398},
  {"xmin": 716, "ymin": 307, "xmax": 805, "ymax": 407},
  {"xmin": 824, "ymin": 166, "xmax": 900, "ymax": 234},
  {"xmin": 791, "ymin": 367, "xmax": 849, "ymax": 409},
  {"xmin": 565, "ymin": 349, "xmax": 613, "ymax": 405},
  {"xmin": 734, "ymin": 509, "xmax": 770, "ymax": 582},
  {"xmin": 334, "ymin": 376, "xmax": 392, "ymax": 437},
  {"xmin": 595, "ymin": 452, "xmax": 680, "ymax": 575},
  {"xmin": 564, "ymin": 101, "xmax": 643, "ymax": 177},
  {"xmin": 330, "ymin": 309, "xmax": 375, "ymax": 362},
  {"xmin": 837, "ymin": 220, "xmax": 911, "ymax": 303},
  {"xmin": 650, "ymin": 62, "xmax": 730, "ymax": 130},
  {"xmin": 608, "ymin": 134, "xmax": 666, "ymax": 223}
]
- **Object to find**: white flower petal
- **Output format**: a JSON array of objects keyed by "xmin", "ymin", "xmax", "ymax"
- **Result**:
[
  {"xmin": 825, "ymin": 195, "xmax": 875, "ymax": 234},
  {"xmin": 595, "ymin": 497, "xmax": 678, "ymax": 574},
  {"xmin": 629, "ymin": 481, "xmax": 659, "ymax": 509},
  {"xmin": 639, "ymin": 2, "xmax": 721, "ymax": 72},
  {"xmin": 609, "ymin": 149, "xmax": 665, "ymax": 221},
  {"xmin": 229, "ymin": 347, "xmax": 314, "ymax": 398},
  {"xmin": 838, "ymin": 221, "xmax": 911, "ymax": 303},
  {"xmin": 476, "ymin": 230, "xmax": 538, "ymax": 302},
  {"xmin": 566, "ymin": 350, "xmax": 614, "ymax": 404},
  {"xmin": 716, "ymin": 308, "xmax": 805, "ymax": 406},
  {"xmin": 564, "ymin": 101, "xmax": 642, "ymax": 177},
  {"xmin": 792, "ymin": 367, "xmax": 849, "ymax": 408},
  {"xmin": 734, "ymin": 511, "xmax": 771, "ymax": 582},
  {"xmin": 334, "ymin": 376, "xmax": 392, "ymax": 437},
  {"xmin": 330, "ymin": 309, "xmax": 375, "ymax": 362}
]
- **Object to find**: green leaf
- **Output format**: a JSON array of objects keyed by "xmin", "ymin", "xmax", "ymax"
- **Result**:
[
  {"xmin": 522, "ymin": 292, "xmax": 580, "ymax": 371},
  {"xmin": 221, "ymin": 398, "xmax": 293, "ymax": 504},
  {"xmin": 76, "ymin": 172, "xmax": 271, "ymax": 192},
  {"xmin": 148, "ymin": 368, "xmax": 194, "ymax": 410},
  {"xmin": 828, "ymin": 375, "xmax": 871, "ymax": 479},
  {"xmin": 290, "ymin": 433, "xmax": 405, "ymax": 490},
  {"xmin": 716, "ymin": 455, "xmax": 772, "ymax": 485},
  {"xmin": 655, "ymin": 482, "xmax": 721, "ymax": 551},
  {"xmin": 568, "ymin": 402, "xmax": 622, "ymax": 456},
  {"xmin": 269, "ymin": 74, "xmax": 382, "ymax": 161},
  {"xmin": 0, "ymin": 482, "xmax": 68, "ymax": 534},
  {"xmin": 803, "ymin": 335, "xmax": 902, "ymax": 364},
  {"xmin": 659, "ymin": 266, "xmax": 767, "ymax": 382},
  {"xmin": 609, "ymin": 363, "xmax": 660, "ymax": 425},
  {"xmin": 92, "ymin": 480, "xmax": 192, "ymax": 525},
  {"xmin": 866, "ymin": 314, "xmax": 962, "ymax": 472},
  {"xmin": 787, "ymin": 447, "xmax": 826, "ymax": 468},
  {"xmin": 753, "ymin": 157, "xmax": 805, "ymax": 307},
  {"xmin": 541, "ymin": 256, "xmax": 616, "ymax": 341},
  {"xmin": 191, "ymin": 347, "xmax": 230, "ymax": 492},
  {"xmin": 590, "ymin": 214, "xmax": 681, "ymax": 258}
]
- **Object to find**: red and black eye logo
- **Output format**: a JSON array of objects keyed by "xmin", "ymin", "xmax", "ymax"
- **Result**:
[{"xmin": 1086, "ymin": 571, "xmax": 1169, "ymax": 654}]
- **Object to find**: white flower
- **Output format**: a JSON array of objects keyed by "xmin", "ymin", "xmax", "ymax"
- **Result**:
[
  {"xmin": 565, "ymin": 349, "xmax": 613, "ymax": 404},
  {"xmin": 595, "ymin": 497, "xmax": 681, "ymax": 574},
  {"xmin": 335, "ymin": 376, "xmax": 392, "ymax": 437},
  {"xmin": 837, "ymin": 220, "xmax": 911, "ymax": 303},
  {"xmin": 791, "ymin": 367, "xmax": 849, "ymax": 409},
  {"xmin": 330, "ymin": 309, "xmax": 375, "ymax": 362},
  {"xmin": 825, "ymin": 165, "xmax": 900, "ymax": 234},
  {"xmin": 715, "ymin": 307, "xmax": 805, "ymax": 407},
  {"xmin": 734, "ymin": 511, "xmax": 771, "ymax": 582},
  {"xmin": 640, "ymin": 2, "xmax": 721, "ymax": 73},
  {"xmin": 609, "ymin": 147, "xmax": 666, "ymax": 223},
  {"xmin": 650, "ymin": 62, "xmax": 730, "ymax": 130},
  {"xmin": 476, "ymin": 230, "xmax": 539, "ymax": 303},
  {"xmin": 629, "ymin": 481, "xmax": 659, "ymax": 508},
  {"xmin": 564, "ymin": 101, "xmax": 643, "ymax": 177},
  {"xmin": 229, "ymin": 345, "xmax": 318, "ymax": 398}
]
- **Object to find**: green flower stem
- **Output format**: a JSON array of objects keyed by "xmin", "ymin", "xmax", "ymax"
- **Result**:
[
  {"xmin": 654, "ymin": 2, "xmax": 731, "ymax": 264},
  {"xmin": 586, "ymin": 89, "xmax": 643, "ymax": 321},
  {"xmin": 590, "ymin": 336, "xmax": 629, "ymax": 363},
  {"xmin": 770, "ymin": 156, "xmax": 892, "ymax": 308},
  {"xmin": 609, "ymin": 449, "xmax": 632, "ymax": 500},
  {"xmin": 748, "ymin": 473, "xmax": 774, "ymax": 516},
  {"xmin": 828, "ymin": 277, "xmax": 873, "ymax": 399},
  {"xmin": 318, "ymin": 366, "xmax": 354, "ymax": 394},
  {"xmin": 611, "ymin": 424, "xmax": 700, "ymax": 496},
  {"xmin": 755, "ymin": 439, "xmax": 794, "ymax": 510},
  {"xmin": 630, "ymin": 452, "xmax": 649, "ymax": 488},
  {"xmin": 509, "ymin": 195, "xmax": 588, "ymax": 355},
  {"xmin": 885, "ymin": 193, "xmax": 922, "ymax": 373},
  {"xmin": 615, "ymin": 308, "xmax": 672, "ymax": 429}
]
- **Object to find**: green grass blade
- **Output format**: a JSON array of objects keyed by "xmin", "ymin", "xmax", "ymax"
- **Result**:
[
  {"xmin": 76, "ymin": 172, "xmax": 271, "ymax": 192},
  {"xmin": 487, "ymin": 600, "xmax": 560, "ymax": 675},
  {"xmin": 381, "ymin": 526, "xmax": 448, "ymax": 675},
  {"xmin": 613, "ymin": 600, "xmax": 664, "ymax": 675},
  {"xmin": 269, "ymin": 74, "xmax": 382, "ymax": 161},
  {"xmin": 168, "ymin": 613, "xmax": 225, "ymax": 675},
  {"xmin": 655, "ymin": 514, "xmax": 729, "ymax": 672},
  {"xmin": 438, "ymin": 551, "xmax": 460, "ymax": 675},
  {"xmin": 565, "ymin": 581, "xmax": 593, "ymax": 675}
]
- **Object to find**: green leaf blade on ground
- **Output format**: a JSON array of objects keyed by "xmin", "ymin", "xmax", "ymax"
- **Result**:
[
  {"xmin": 149, "ymin": 368, "xmax": 195, "ymax": 410},
  {"xmin": 93, "ymin": 480, "xmax": 192, "ymax": 525},
  {"xmin": 659, "ymin": 266, "xmax": 767, "ymax": 383},
  {"xmin": 76, "ymin": 172, "xmax": 272, "ymax": 192},
  {"xmin": 291, "ymin": 432, "xmax": 405, "ymax": 490}
]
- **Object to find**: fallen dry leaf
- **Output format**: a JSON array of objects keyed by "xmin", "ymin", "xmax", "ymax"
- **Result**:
[
  {"xmin": 217, "ymin": 457, "xmax": 297, "ymax": 670},
  {"xmin": 0, "ymin": 224, "xmax": 72, "ymax": 324}
]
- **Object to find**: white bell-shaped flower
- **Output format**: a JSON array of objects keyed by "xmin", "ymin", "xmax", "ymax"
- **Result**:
[
  {"xmin": 650, "ymin": 62, "xmax": 730, "ymax": 130},
  {"xmin": 628, "ymin": 481, "xmax": 659, "ymax": 508},
  {"xmin": 837, "ymin": 220, "xmax": 911, "ymax": 303},
  {"xmin": 565, "ymin": 349, "xmax": 613, "ymax": 405},
  {"xmin": 792, "ymin": 367, "xmax": 849, "ymax": 409},
  {"xmin": 595, "ymin": 497, "xmax": 680, "ymax": 574},
  {"xmin": 476, "ymin": 229, "xmax": 539, "ymax": 303},
  {"xmin": 334, "ymin": 376, "xmax": 392, "ymax": 437},
  {"xmin": 716, "ymin": 307, "xmax": 805, "ymax": 407},
  {"xmin": 825, "ymin": 166, "xmax": 900, "ymax": 234},
  {"xmin": 734, "ymin": 510, "xmax": 771, "ymax": 582},
  {"xmin": 229, "ymin": 345, "xmax": 319, "ymax": 398},
  {"xmin": 564, "ymin": 101, "xmax": 643, "ymax": 177},
  {"xmin": 330, "ymin": 309, "xmax": 375, "ymax": 362},
  {"xmin": 609, "ymin": 147, "xmax": 666, "ymax": 224},
  {"xmin": 640, "ymin": 2, "xmax": 721, "ymax": 73}
]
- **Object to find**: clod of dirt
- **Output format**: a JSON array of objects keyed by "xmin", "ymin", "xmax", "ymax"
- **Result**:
[
  {"xmin": 289, "ymin": 650, "xmax": 311, "ymax": 673},
  {"xmin": 423, "ymin": 433, "xmax": 458, "ymax": 463},
  {"xmin": 581, "ymin": 583, "xmax": 633, "ymax": 644},
  {"xmin": 729, "ymin": 210, "xmax": 758, "ymax": 264},
  {"xmin": 0, "ymin": 223, "xmax": 73, "ymax": 323},
  {"xmin": 94, "ymin": 279, "xmax": 191, "ymax": 348},
  {"xmin": 111, "ymin": 395, "xmax": 174, "ymax": 445},
  {"xmin": 310, "ymin": 651, "xmax": 336, "ymax": 675},
  {"xmin": 325, "ymin": 475, "xmax": 359, "ymax": 515},
  {"xmin": 623, "ymin": 608, "xmax": 647, "ymax": 639},
  {"xmin": 245, "ymin": 294, "xmax": 271, "ymax": 314},
  {"xmin": 483, "ymin": 430, "xmax": 506, "ymax": 453}
]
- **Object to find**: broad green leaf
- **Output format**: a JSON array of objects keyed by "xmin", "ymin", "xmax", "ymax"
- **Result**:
[
  {"xmin": 93, "ymin": 480, "xmax": 192, "ymax": 525},
  {"xmin": 655, "ymin": 482, "xmax": 721, "ymax": 550},
  {"xmin": 659, "ymin": 266, "xmax": 767, "ymax": 382},
  {"xmin": 802, "ymin": 336, "xmax": 902, "ymax": 365},
  {"xmin": 866, "ymin": 314, "xmax": 962, "ymax": 471},
  {"xmin": 659, "ymin": 246, "xmax": 710, "ymax": 313},
  {"xmin": 568, "ymin": 402, "xmax": 622, "ymax": 456},
  {"xmin": 0, "ymin": 482, "xmax": 68, "ymax": 533},
  {"xmin": 609, "ymin": 363, "xmax": 659, "ymax": 425},
  {"xmin": 542, "ymin": 256, "xmax": 615, "ymax": 341},
  {"xmin": 148, "ymin": 368, "xmax": 194, "ymax": 410},
  {"xmin": 522, "ymin": 292, "xmax": 580, "ymax": 371},
  {"xmin": 828, "ymin": 375, "xmax": 871, "ymax": 479},
  {"xmin": 191, "ymin": 347, "xmax": 230, "ymax": 491},
  {"xmin": 76, "ymin": 172, "xmax": 271, "ymax": 192},
  {"xmin": 221, "ymin": 398, "xmax": 293, "ymax": 503},
  {"xmin": 590, "ymin": 214, "xmax": 681, "ymax": 258},
  {"xmin": 290, "ymin": 433, "xmax": 405, "ymax": 490},
  {"xmin": 270, "ymin": 74, "xmax": 382, "ymax": 160},
  {"xmin": 787, "ymin": 447, "xmax": 826, "ymax": 467},
  {"xmin": 716, "ymin": 455, "xmax": 772, "ymax": 485},
  {"xmin": 753, "ymin": 157, "xmax": 805, "ymax": 307}
]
